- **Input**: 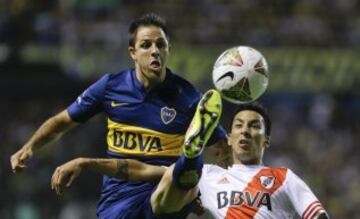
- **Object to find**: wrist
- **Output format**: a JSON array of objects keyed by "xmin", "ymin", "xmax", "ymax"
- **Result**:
[{"xmin": 75, "ymin": 157, "xmax": 88, "ymax": 168}]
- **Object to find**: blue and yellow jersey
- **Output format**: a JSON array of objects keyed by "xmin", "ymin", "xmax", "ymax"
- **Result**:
[{"xmin": 67, "ymin": 68, "xmax": 226, "ymax": 217}]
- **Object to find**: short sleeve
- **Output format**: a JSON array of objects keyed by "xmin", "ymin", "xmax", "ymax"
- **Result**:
[
  {"xmin": 285, "ymin": 169, "xmax": 327, "ymax": 219},
  {"xmin": 67, "ymin": 74, "xmax": 109, "ymax": 123}
]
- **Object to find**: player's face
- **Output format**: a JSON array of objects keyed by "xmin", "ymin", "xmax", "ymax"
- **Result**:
[
  {"xmin": 227, "ymin": 110, "xmax": 269, "ymax": 165},
  {"xmin": 129, "ymin": 25, "xmax": 169, "ymax": 87}
]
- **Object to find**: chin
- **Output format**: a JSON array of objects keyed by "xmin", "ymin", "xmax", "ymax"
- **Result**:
[
  {"xmin": 152, "ymin": 71, "xmax": 163, "ymax": 78},
  {"xmin": 237, "ymin": 152, "xmax": 254, "ymax": 161},
  {"xmin": 240, "ymin": 155, "xmax": 261, "ymax": 165}
]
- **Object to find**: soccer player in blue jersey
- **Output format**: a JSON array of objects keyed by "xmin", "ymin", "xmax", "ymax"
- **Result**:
[
  {"xmin": 52, "ymin": 103, "xmax": 329, "ymax": 219},
  {"xmin": 10, "ymin": 13, "xmax": 227, "ymax": 218}
]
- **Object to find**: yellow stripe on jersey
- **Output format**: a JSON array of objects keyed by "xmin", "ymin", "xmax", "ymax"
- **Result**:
[{"xmin": 107, "ymin": 119, "xmax": 184, "ymax": 156}]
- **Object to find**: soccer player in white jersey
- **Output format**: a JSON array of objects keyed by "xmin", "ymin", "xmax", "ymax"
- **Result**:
[
  {"xmin": 194, "ymin": 103, "xmax": 329, "ymax": 219},
  {"xmin": 52, "ymin": 102, "xmax": 329, "ymax": 219}
]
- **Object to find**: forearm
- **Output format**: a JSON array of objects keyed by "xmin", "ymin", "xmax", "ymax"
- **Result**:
[
  {"xmin": 79, "ymin": 158, "xmax": 166, "ymax": 183},
  {"xmin": 26, "ymin": 110, "xmax": 77, "ymax": 150}
]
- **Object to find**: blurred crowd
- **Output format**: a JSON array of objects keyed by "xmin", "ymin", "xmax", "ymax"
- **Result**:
[
  {"xmin": 0, "ymin": 0, "xmax": 359, "ymax": 78},
  {"xmin": 1, "ymin": 0, "xmax": 360, "ymax": 48},
  {"xmin": 1, "ymin": 0, "xmax": 359, "ymax": 219}
]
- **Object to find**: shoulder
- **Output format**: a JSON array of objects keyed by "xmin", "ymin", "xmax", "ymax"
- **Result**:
[
  {"xmin": 168, "ymin": 70, "xmax": 201, "ymax": 98},
  {"xmin": 203, "ymin": 164, "xmax": 227, "ymax": 174},
  {"xmin": 94, "ymin": 69, "xmax": 135, "ymax": 93},
  {"xmin": 264, "ymin": 167, "xmax": 308, "ymax": 189},
  {"xmin": 260, "ymin": 166, "xmax": 289, "ymax": 176},
  {"xmin": 107, "ymin": 69, "xmax": 132, "ymax": 84},
  {"xmin": 162, "ymin": 70, "xmax": 201, "ymax": 109}
]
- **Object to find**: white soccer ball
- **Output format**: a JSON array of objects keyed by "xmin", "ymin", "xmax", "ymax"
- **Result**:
[{"xmin": 212, "ymin": 46, "xmax": 269, "ymax": 104}]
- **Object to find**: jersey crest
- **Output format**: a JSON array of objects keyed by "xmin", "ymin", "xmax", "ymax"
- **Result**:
[
  {"xmin": 161, "ymin": 106, "xmax": 177, "ymax": 124},
  {"xmin": 259, "ymin": 176, "xmax": 275, "ymax": 190}
]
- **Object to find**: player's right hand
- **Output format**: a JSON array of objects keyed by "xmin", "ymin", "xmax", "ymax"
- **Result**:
[
  {"xmin": 10, "ymin": 146, "xmax": 33, "ymax": 173},
  {"xmin": 51, "ymin": 158, "xmax": 83, "ymax": 195}
]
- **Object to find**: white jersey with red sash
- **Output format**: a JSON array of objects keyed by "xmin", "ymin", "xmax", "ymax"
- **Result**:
[{"xmin": 194, "ymin": 164, "xmax": 328, "ymax": 219}]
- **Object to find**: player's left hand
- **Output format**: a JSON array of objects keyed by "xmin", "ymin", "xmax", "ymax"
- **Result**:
[{"xmin": 51, "ymin": 158, "xmax": 83, "ymax": 195}]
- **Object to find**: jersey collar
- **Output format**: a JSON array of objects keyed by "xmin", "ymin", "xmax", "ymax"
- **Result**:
[
  {"xmin": 230, "ymin": 164, "xmax": 263, "ymax": 171},
  {"xmin": 131, "ymin": 68, "xmax": 174, "ymax": 96}
]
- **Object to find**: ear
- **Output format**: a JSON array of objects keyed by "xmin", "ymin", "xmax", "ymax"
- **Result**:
[
  {"xmin": 264, "ymin": 135, "xmax": 270, "ymax": 148},
  {"xmin": 128, "ymin": 46, "xmax": 136, "ymax": 61}
]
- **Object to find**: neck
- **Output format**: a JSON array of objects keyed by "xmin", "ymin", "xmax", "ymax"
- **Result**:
[
  {"xmin": 135, "ymin": 67, "xmax": 166, "ymax": 90},
  {"xmin": 135, "ymin": 70, "xmax": 151, "ymax": 89},
  {"xmin": 233, "ymin": 154, "xmax": 262, "ymax": 165}
]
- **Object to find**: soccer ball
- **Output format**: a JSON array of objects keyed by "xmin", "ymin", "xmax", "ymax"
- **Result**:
[{"xmin": 212, "ymin": 46, "xmax": 269, "ymax": 104}]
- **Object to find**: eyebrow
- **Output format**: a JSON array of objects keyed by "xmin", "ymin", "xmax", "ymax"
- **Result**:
[
  {"xmin": 140, "ymin": 37, "xmax": 166, "ymax": 41},
  {"xmin": 234, "ymin": 118, "xmax": 261, "ymax": 124}
]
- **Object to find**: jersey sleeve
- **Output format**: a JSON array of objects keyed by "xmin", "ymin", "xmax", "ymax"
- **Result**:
[
  {"xmin": 67, "ymin": 74, "xmax": 109, "ymax": 123},
  {"xmin": 285, "ymin": 169, "xmax": 328, "ymax": 219}
]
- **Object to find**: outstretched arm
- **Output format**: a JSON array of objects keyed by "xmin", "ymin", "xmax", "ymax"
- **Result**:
[
  {"xmin": 51, "ymin": 158, "xmax": 166, "ymax": 195},
  {"xmin": 10, "ymin": 110, "xmax": 78, "ymax": 173}
]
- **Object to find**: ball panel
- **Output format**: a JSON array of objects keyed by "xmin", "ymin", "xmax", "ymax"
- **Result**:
[
  {"xmin": 221, "ymin": 77, "xmax": 253, "ymax": 104},
  {"xmin": 214, "ymin": 47, "xmax": 244, "ymax": 69},
  {"xmin": 248, "ymin": 70, "xmax": 269, "ymax": 100}
]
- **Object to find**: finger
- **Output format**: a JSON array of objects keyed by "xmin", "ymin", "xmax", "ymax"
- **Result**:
[
  {"xmin": 57, "ymin": 170, "xmax": 66, "ymax": 186},
  {"xmin": 10, "ymin": 157, "xmax": 16, "ymax": 169},
  {"xmin": 55, "ymin": 170, "xmax": 66, "ymax": 195},
  {"xmin": 10, "ymin": 154, "xmax": 21, "ymax": 170},
  {"xmin": 51, "ymin": 171, "xmax": 57, "ymax": 190},
  {"xmin": 66, "ymin": 174, "xmax": 77, "ymax": 187},
  {"xmin": 54, "ymin": 178, "xmax": 62, "ymax": 195},
  {"xmin": 19, "ymin": 151, "xmax": 30, "ymax": 163},
  {"xmin": 51, "ymin": 167, "xmax": 60, "ymax": 193},
  {"xmin": 11, "ymin": 151, "xmax": 30, "ymax": 172},
  {"xmin": 56, "ymin": 180, "xmax": 64, "ymax": 196},
  {"xmin": 54, "ymin": 170, "xmax": 61, "ymax": 195},
  {"xmin": 55, "ymin": 185, "xmax": 62, "ymax": 195},
  {"xmin": 12, "ymin": 164, "xmax": 27, "ymax": 173}
]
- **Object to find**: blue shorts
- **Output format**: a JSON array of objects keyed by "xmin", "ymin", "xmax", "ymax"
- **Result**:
[
  {"xmin": 98, "ymin": 186, "xmax": 197, "ymax": 219},
  {"xmin": 127, "ymin": 195, "xmax": 197, "ymax": 219}
]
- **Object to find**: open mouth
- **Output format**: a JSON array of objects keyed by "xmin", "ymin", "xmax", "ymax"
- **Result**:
[
  {"xmin": 239, "ymin": 139, "xmax": 250, "ymax": 147},
  {"xmin": 150, "ymin": 60, "xmax": 161, "ymax": 70}
]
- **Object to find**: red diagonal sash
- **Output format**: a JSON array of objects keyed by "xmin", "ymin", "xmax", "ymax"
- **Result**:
[{"xmin": 225, "ymin": 167, "xmax": 287, "ymax": 219}]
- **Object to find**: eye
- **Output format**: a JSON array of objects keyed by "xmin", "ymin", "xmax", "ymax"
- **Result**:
[
  {"xmin": 251, "ymin": 123, "xmax": 261, "ymax": 129},
  {"xmin": 140, "ymin": 41, "xmax": 151, "ymax": 49},
  {"xmin": 234, "ymin": 123, "xmax": 242, "ymax": 129},
  {"xmin": 156, "ymin": 40, "xmax": 167, "ymax": 49}
]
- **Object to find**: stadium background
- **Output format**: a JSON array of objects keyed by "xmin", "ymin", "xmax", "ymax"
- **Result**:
[{"xmin": 1, "ymin": 0, "xmax": 359, "ymax": 218}]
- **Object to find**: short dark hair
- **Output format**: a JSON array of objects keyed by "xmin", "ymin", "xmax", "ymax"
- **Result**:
[
  {"xmin": 232, "ymin": 102, "xmax": 271, "ymax": 136},
  {"xmin": 128, "ymin": 13, "xmax": 169, "ymax": 47}
]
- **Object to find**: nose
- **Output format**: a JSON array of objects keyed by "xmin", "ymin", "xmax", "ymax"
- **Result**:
[
  {"xmin": 151, "ymin": 44, "xmax": 160, "ymax": 57},
  {"xmin": 240, "ymin": 126, "xmax": 251, "ymax": 138}
]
